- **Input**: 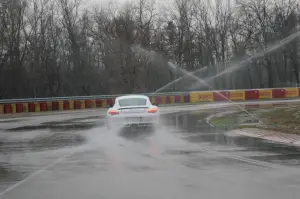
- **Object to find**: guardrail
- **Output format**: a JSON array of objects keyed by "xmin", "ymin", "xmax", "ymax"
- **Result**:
[{"xmin": 0, "ymin": 88, "xmax": 299, "ymax": 114}]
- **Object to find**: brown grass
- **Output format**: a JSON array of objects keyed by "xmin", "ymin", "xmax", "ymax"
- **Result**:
[{"xmin": 211, "ymin": 105, "xmax": 300, "ymax": 135}]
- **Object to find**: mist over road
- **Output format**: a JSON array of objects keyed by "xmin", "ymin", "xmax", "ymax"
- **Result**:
[{"xmin": 0, "ymin": 104, "xmax": 299, "ymax": 199}]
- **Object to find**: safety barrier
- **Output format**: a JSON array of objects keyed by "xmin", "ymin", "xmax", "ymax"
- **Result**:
[
  {"xmin": 0, "ymin": 92, "xmax": 190, "ymax": 114},
  {"xmin": 0, "ymin": 88, "xmax": 299, "ymax": 114},
  {"xmin": 189, "ymin": 87, "xmax": 299, "ymax": 103}
]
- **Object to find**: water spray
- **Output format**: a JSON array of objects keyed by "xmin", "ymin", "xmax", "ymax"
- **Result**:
[
  {"xmin": 167, "ymin": 62, "xmax": 261, "ymax": 122},
  {"xmin": 130, "ymin": 44, "xmax": 261, "ymax": 121},
  {"xmin": 155, "ymin": 66, "xmax": 208, "ymax": 93},
  {"xmin": 198, "ymin": 30, "xmax": 300, "ymax": 89},
  {"xmin": 132, "ymin": 30, "xmax": 300, "ymax": 122}
]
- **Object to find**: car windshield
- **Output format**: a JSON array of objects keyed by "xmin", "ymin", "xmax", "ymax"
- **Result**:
[{"xmin": 118, "ymin": 98, "xmax": 147, "ymax": 107}]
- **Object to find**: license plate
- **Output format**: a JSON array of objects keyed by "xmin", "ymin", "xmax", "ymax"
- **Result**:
[
  {"xmin": 122, "ymin": 109, "xmax": 145, "ymax": 113},
  {"xmin": 126, "ymin": 117, "xmax": 142, "ymax": 122}
]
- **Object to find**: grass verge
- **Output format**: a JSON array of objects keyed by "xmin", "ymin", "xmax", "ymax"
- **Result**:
[
  {"xmin": 210, "ymin": 114, "xmax": 240, "ymax": 129},
  {"xmin": 210, "ymin": 105, "xmax": 300, "ymax": 135}
]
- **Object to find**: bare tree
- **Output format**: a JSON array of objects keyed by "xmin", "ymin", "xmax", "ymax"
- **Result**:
[{"xmin": 1, "ymin": 0, "xmax": 300, "ymax": 99}]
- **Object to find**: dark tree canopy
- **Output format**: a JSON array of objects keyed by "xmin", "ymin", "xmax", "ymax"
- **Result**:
[{"xmin": 1, "ymin": 0, "xmax": 300, "ymax": 99}]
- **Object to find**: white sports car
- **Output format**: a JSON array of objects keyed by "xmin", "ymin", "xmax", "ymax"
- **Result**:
[{"xmin": 106, "ymin": 95, "xmax": 160, "ymax": 129}]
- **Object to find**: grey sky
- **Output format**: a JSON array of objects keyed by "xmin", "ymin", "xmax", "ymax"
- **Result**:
[
  {"xmin": 86, "ymin": 0, "xmax": 170, "ymax": 8},
  {"xmin": 85, "ymin": 0, "xmax": 171, "ymax": 12},
  {"xmin": 86, "ymin": 0, "xmax": 230, "ymax": 10},
  {"xmin": 87, "ymin": 0, "xmax": 133, "ymax": 7}
]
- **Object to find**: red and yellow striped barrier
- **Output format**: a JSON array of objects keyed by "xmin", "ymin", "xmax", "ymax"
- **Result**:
[
  {"xmin": 245, "ymin": 90, "xmax": 259, "ymax": 100},
  {"xmin": 190, "ymin": 91, "xmax": 213, "ymax": 103},
  {"xmin": 150, "ymin": 94, "xmax": 189, "ymax": 105},
  {"xmin": 1, "ymin": 88, "xmax": 300, "ymax": 114},
  {"xmin": 0, "ymin": 97, "xmax": 119, "ymax": 114},
  {"xmin": 230, "ymin": 90, "xmax": 245, "ymax": 101},
  {"xmin": 285, "ymin": 88, "xmax": 298, "ymax": 98},
  {"xmin": 189, "ymin": 88, "xmax": 300, "ymax": 104}
]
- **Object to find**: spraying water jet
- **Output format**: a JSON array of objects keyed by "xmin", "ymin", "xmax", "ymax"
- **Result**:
[
  {"xmin": 167, "ymin": 62, "xmax": 261, "ymax": 122},
  {"xmin": 155, "ymin": 66, "xmax": 208, "ymax": 93},
  {"xmin": 130, "ymin": 42, "xmax": 263, "ymax": 122},
  {"xmin": 193, "ymin": 30, "xmax": 300, "ymax": 90}
]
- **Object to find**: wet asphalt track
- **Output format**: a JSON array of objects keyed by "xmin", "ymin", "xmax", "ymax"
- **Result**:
[{"xmin": 0, "ymin": 106, "xmax": 300, "ymax": 199}]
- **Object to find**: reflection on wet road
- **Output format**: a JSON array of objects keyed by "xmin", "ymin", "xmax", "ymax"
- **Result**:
[
  {"xmin": 166, "ymin": 111, "xmax": 300, "ymax": 166},
  {"xmin": 0, "ymin": 109, "xmax": 300, "ymax": 199}
]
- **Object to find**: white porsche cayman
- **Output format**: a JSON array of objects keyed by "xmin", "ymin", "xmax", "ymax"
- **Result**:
[{"xmin": 106, "ymin": 95, "xmax": 160, "ymax": 129}]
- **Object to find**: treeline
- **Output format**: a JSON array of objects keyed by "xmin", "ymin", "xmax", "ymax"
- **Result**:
[{"xmin": 0, "ymin": 0, "xmax": 300, "ymax": 99}]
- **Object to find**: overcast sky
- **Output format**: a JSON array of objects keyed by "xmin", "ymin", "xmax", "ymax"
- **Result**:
[
  {"xmin": 86, "ymin": 0, "xmax": 137, "ymax": 7},
  {"xmin": 84, "ymin": 0, "xmax": 173, "ymax": 13},
  {"xmin": 85, "ymin": 0, "xmax": 232, "ymax": 11},
  {"xmin": 86, "ymin": 0, "xmax": 174, "ymax": 8}
]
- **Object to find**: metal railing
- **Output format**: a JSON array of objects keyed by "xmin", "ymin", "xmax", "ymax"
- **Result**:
[
  {"xmin": 0, "ymin": 91, "xmax": 191, "ymax": 104},
  {"xmin": 0, "ymin": 87, "xmax": 298, "ymax": 104}
]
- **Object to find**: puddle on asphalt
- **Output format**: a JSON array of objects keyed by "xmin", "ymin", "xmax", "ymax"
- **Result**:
[
  {"xmin": 42, "ymin": 116, "xmax": 102, "ymax": 125},
  {"xmin": 183, "ymin": 157, "xmax": 246, "ymax": 168},
  {"xmin": 0, "ymin": 117, "xmax": 105, "ymax": 152},
  {"xmin": 28, "ymin": 133, "xmax": 86, "ymax": 150},
  {"xmin": 166, "ymin": 111, "xmax": 300, "ymax": 166},
  {"xmin": 164, "ymin": 149, "xmax": 205, "ymax": 156},
  {"xmin": 125, "ymin": 164, "xmax": 158, "ymax": 172},
  {"xmin": 0, "ymin": 116, "xmax": 106, "ymax": 192},
  {"xmin": 248, "ymin": 153, "xmax": 300, "ymax": 167},
  {"xmin": 2, "ymin": 116, "xmax": 104, "ymax": 132},
  {"xmin": 6, "ymin": 121, "xmax": 103, "ymax": 132},
  {"xmin": 249, "ymin": 154, "xmax": 300, "ymax": 164},
  {"xmin": 0, "ymin": 165, "xmax": 24, "ymax": 191},
  {"xmin": 0, "ymin": 119, "xmax": 24, "ymax": 124},
  {"xmin": 7, "ymin": 123, "xmax": 98, "ymax": 132},
  {"xmin": 0, "ymin": 165, "xmax": 21, "ymax": 180},
  {"xmin": 0, "ymin": 133, "xmax": 86, "ymax": 152}
]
